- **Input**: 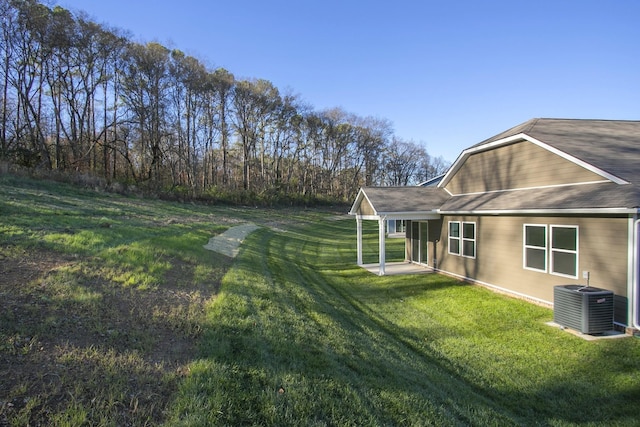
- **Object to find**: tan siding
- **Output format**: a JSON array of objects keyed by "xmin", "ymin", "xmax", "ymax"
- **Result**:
[
  {"xmin": 576, "ymin": 217, "xmax": 628, "ymax": 297},
  {"xmin": 358, "ymin": 197, "xmax": 375, "ymax": 215},
  {"xmin": 428, "ymin": 219, "xmax": 443, "ymax": 243},
  {"xmin": 435, "ymin": 215, "xmax": 629, "ymax": 307},
  {"xmin": 445, "ymin": 141, "xmax": 606, "ymax": 195}
]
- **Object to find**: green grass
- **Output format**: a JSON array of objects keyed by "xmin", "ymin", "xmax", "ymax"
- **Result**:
[
  {"xmin": 168, "ymin": 218, "xmax": 640, "ymax": 426},
  {"xmin": 2, "ymin": 175, "xmax": 640, "ymax": 426},
  {"xmin": 0, "ymin": 175, "xmax": 241, "ymax": 425}
]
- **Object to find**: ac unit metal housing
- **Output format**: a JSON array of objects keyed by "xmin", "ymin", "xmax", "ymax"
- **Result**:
[{"xmin": 553, "ymin": 285, "xmax": 614, "ymax": 334}]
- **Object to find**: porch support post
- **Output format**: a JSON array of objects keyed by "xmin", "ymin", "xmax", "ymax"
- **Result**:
[
  {"xmin": 633, "ymin": 217, "xmax": 640, "ymax": 330},
  {"xmin": 378, "ymin": 217, "xmax": 386, "ymax": 276},
  {"xmin": 356, "ymin": 216, "xmax": 363, "ymax": 266}
]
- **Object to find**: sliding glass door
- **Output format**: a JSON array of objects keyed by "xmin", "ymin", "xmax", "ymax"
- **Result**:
[{"xmin": 410, "ymin": 222, "xmax": 429, "ymax": 265}]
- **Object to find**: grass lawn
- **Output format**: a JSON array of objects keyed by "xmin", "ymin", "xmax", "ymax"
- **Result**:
[
  {"xmin": 169, "ymin": 216, "xmax": 640, "ymax": 425},
  {"xmin": 2, "ymin": 176, "xmax": 640, "ymax": 426}
]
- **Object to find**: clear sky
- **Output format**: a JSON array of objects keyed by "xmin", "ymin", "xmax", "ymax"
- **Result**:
[{"xmin": 57, "ymin": 0, "xmax": 640, "ymax": 162}]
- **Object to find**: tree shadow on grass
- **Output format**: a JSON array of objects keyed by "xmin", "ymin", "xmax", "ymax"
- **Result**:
[
  {"xmin": 0, "ymin": 246, "xmax": 230, "ymax": 426},
  {"xmin": 177, "ymin": 225, "xmax": 640, "ymax": 426},
  {"xmin": 174, "ymin": 231, "xmax": 516, "ymax": 425}
]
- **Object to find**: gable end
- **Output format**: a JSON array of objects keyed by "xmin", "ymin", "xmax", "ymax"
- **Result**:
[{"xmin": 443, "ymin": 139, "xmax": 613, "ymax": 195}]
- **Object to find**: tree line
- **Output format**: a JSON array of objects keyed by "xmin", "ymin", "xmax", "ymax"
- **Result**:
[{"xmin": 0, "ymin": 0, "xmax": 449, "ymax": 203}]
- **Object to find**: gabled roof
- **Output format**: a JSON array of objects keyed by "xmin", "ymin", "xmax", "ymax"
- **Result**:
[
  {"xmin": 349, "ymin": 186, "xmax": 450, "ymax": 217},
  {"xmin": 455, "ymin": 118, "xmax": 640, "ymax": 184},
  {"xmin": 438, "ymin": 118, "xmax": 640, "ymax": 212},
  {"xmin": 350, "ymin": 118, "xmax": 640, "ymax": 217}
]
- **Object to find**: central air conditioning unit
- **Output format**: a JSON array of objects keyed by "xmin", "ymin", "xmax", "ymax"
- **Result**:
[{"xmin": 553, "ymin": 285, "xmax": 614, "ymax": 334}]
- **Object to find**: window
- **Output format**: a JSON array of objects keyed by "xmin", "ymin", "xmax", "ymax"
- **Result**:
[
  {"xmin": 448, "ymin": 221, "xmax": 460, "ymax": 255},
  {"xmin": 522, "ymin": 224, "xmax": 578, "ymax": 279},
  {"xmin": 449, "ymin": 221, "xmax": 476, "ymax": 258},
  {"xmin": 462, "ymin": 222, "xmax": 476, "ymax": 258},
  {"xmin": 524, "ymin": 225, "xmax": 547, "ymax": 272},
  {"xmin": 551, "ymin": 226, "xmax": 578, "ymax": 278}
]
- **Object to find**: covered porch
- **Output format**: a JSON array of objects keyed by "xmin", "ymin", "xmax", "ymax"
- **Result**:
[{"xmin": 349, "ymin": 187, "xmax": 449, "ymax": 276}]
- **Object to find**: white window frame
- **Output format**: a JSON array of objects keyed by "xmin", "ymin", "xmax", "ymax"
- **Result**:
[
  {"xmin": 448, "ymin": 221, "xmax": 460, "ymax": 255},
  {"xmin": 523, "ymin": 224, "xmax": 547, "ymax": 273},
  {"xmin": 448, "ymin": 221, "xmax": 476, "ymax": 258},
  {"xmin": 461, "ymin": 221, "xmax": 476, "ymax": 259},
  {"xmin": 550, "ymin": 225, "xmax": 579, "ymax": 279},
  {"xmin": 522, "ymin": 223, "xmax": 579, "ymax": 279}
]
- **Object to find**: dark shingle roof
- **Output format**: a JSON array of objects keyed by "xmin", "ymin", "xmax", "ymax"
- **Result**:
[
  {"xmin": 441, "ymin": 182, "xmax": 640, "ymax": 212},
  {"xmin": 354, "ymin": 119, "xmax": 640, "ymax": 215},
  {"xmin": 475, "ymin": 118, "xmax": 640, "ymax": 183},
  {"xmin": 359, "ymin": 186, "xmax": 450, "ymax": 214}
]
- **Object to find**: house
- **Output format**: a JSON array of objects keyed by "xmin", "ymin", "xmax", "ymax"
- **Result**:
[
  {"xmin": 386, "ymin": 174, "xmax": 446, "ymax": 237},
  {"xmin": 349, "ymin": 118, "xmax": 640, "ymax": 332}
]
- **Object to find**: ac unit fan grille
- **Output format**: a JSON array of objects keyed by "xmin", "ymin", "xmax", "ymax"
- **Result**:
[{"xmin": 553, "ymin": 285, "xmax": 613, "ymax": 334}]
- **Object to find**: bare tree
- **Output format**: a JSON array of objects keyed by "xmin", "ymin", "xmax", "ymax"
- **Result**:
[
  {"xmin": 209, "ymin": 67, "xmax": 234, "ymax": 186},
  {"xmin": 416, "ymin": 153, "xmax": 451, "ymax": 183},
  {"xmin": 119, "ymin": 41, "xmax": 171, "ymax": 184},
  {"xmin": 383, "ymin": 138, "xmax": 429, "ymax": 186},
  {"xmin": 0, "ymin": 0, "xmax": 450, "ymax": 203},
  {"xmin": 232, "ymin": 78, "xmax": 279, "ymax": 190},
  {"xmin": 8, "ymin": 0, "xmax": 53, "ymax": 168}
]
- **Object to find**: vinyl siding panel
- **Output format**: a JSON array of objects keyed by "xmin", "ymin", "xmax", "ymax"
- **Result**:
[
  {"xmin": 445, "ymin": 141, "xmax": 606, "ymax": 195},
  {"xmin": 435, "ymin": 215, "xmax": 629, "ymax": 317},
  {"xmin": 357, "ymin": 197, "xmax": 375, "ymax": 215}
]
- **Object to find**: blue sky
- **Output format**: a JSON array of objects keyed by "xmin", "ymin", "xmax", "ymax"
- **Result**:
[{"xmin": 58, "ymin": 0, "xmax": 640, "ymax": 162}]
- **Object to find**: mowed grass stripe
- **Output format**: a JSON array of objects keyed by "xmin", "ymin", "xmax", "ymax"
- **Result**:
[
  {"xmin": 4, "ymin": 175, "xmax": 638, "ymax": 426},
  {"xmin": 311, "ymin": 220, "xmax": 640, "ymax": 425},
  {"xmin": 289, "ymin": 220, "xmax": 520, "ymax": 425},
  {"xmin": 168, "ymin": 220, "xmax": 521, "ymax": 426}
]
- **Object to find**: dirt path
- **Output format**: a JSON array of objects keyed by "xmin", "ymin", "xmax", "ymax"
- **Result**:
[{"xmin": 203, "ymin": 223, "xmax": 261, "ymax": 258}]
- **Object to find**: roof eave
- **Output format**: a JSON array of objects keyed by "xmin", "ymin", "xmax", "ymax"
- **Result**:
[
  {"xmin": 352, "ymin": 211, "xmax": 442, "ymax": 220},
  {"xmin": 378, "ymin": 211, "xmax": 442, "ymax": 220},
  {"xmin": 438, "ymin": 207, "xmax": 640, "ymax": 215}
]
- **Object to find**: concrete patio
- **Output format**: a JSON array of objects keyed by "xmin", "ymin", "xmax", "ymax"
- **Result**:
[{"xmin": 361, "ymin": 262, "xmax": 434, "ymax": 276}]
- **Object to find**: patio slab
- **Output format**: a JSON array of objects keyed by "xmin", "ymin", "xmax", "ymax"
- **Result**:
[{"xmin": 361, "ymin": 262, "xmax": 433, "ymax": 276}]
